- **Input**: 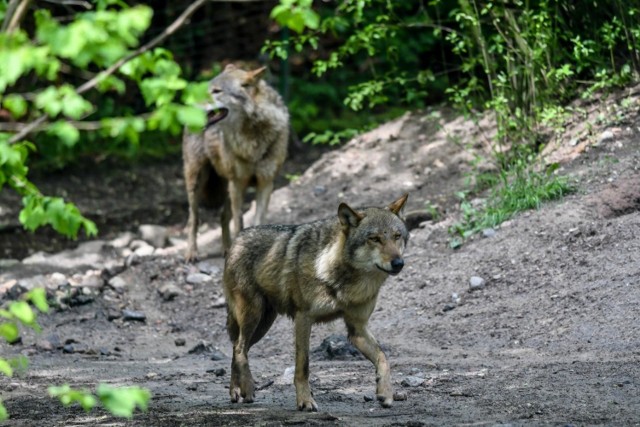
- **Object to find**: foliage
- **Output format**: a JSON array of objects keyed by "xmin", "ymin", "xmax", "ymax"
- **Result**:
[
  {"xmin": 0, "ymin": 289, "xmax": 49, "ymax": 420},
  {"xmin": 0, "ymin": 1, "xmax": 209, "ymax": 238},
  {"xmin": 0, "ymin": 287, "xmax": 151, "ymax": 420},
  {"xmin": 48, "ymin": 383, "xmax": 151, "ymax": 418},
  {"xmin": 448, "ymin": 161, "xmax": 573, "ymax": 247}
]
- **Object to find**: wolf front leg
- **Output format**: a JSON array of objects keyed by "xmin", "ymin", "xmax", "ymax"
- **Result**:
[
  {"xmin": 294, "ymin": 313, "xmax": 318, "ymax": 411},
  {"xmin": 184, "ymin": 161, "xmax": 204, "ymax": 262},
  {"xmin": 227, "ymin": 179, "xmax": 246, "ymax": 239},
  {"xmin": 345, "ymin": 317, "xmax": 394, "ymax": 408},
  {"xmin": 253, "ymin": 177, "xmax": 274, "ymax": 226}
]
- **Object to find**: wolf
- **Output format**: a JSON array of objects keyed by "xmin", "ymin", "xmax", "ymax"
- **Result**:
[
  {"xmin": 182, "ymin": 64, "xmax": 289, "ymax": 261},
  {"xmin": 223, "ymin": 194, "xmax": 409, "ymax": 411}
]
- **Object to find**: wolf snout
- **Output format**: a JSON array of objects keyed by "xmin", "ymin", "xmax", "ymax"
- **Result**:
[{"xmin": 390, "ymin": 257, "xmax": 404, "ymax": 274}]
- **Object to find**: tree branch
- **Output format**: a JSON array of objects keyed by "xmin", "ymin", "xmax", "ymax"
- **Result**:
[
  {"xmin": 8, "ymin": 0, "xmax": 213, "ymax": 144},
  {"xmin": 0, "ymin": 114, "xmax": 151, "ymax": 132}
]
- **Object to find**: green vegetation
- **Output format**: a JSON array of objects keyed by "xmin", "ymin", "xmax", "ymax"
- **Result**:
[
  {"xmin": 0, "ymin": 0, "xmax": 209, "ymax": 238},
  {"xmin": 0, "ymin": 288, "xmax": 151, "ymax": 420},
  {"xmin": 267, "ymin": 0, "xmax": 637, "ymax": 240}
]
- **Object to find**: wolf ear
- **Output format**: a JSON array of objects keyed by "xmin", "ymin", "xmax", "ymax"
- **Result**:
[
  {"xmin": 388, "ymin": 194, "xmax": 408, "ymax": 215},
  {"xmin": 338, "ymin": 203, "xmax": 364, "ymax": 229},
  {"xmin": 247, "ymin": 66, "xmax": 267, "ymax": 82}
]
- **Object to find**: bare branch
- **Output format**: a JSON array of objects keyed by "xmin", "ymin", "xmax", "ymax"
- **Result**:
[
  {"xmin": 0, "ymin": 114, "xmax": 152, "ymax": 132},
  {"xmin": 2, "ymin": 0, "xmax": 32, "ymax": 33},
  {"xmin": 38, "ymin": 0, "xmax": 92, "ymax": 9}
]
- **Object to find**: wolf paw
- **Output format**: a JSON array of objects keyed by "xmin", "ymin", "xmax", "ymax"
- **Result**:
[
  {"xmin": 377, "ymin": 394, "xmax": 393, "ymax": 408},
  {"xmin": 297, "ymin": 397, "xmax": 318, "ymax": 412},
  {"xmin": 230, "ymin": 387, "xmax": 241, "ymax": 403}
]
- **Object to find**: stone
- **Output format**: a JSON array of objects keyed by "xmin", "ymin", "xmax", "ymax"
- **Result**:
[
  {"xmin": 131, "ymin": 241, "xmax": 155, "ymax": 257},
  {"xmin": 598, "ymin": 130, "xmax": 615, "ymax": 144},
  {"xmin": 186, "ymin": 273, "xmax": 213, "ymax": 285},
  {"xmin": 482, "ymin": 228, "xmax": 496, "ymax": 238},
  {"xmin": 158, "ymin": 283, "xmax": 183, "ymax": 301},
  {"xmin": 109, "ymin": 232, "xmax": 135, "ymax": 249},
  {"xmin": 469, "ymin": 276, "xmax": 486, "ymax": 290},
  {"xmin": 197, "ymin": 261, "xmax": 221, "ymax": 276},
  {"xmin": 312, "ymin": 334, "xmax": 363, "ymax": 360},
  {"xmin": 393, "ymin": 391, "xmax": 408, "ymax": 401},
  {"xmin": 138, "ymin": 225, "xmax": 168, "ymax": 248},
  {"xmin": 122, "ymin": 309, "xmax": 146, "ymax": 322},
  {"xmin": 108, "ymin": 275, "xmax": 128, "ymax": 293},
  {"xmin": 401, "ymin": 376, "xmax": 425, "ymax": 387},
  {"xmin": 175, "ymin": 338, "xmax": 186, "ymax": 346}
]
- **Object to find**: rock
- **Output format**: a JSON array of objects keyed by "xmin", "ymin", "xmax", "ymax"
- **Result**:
[
  {"xmin": 482, "ymin": 228, "xmax": 496, "ymax": 238},
  {"xmin": 63, "ymin": 344, "xmax": 74, "ymax": 354},
  {"xmin": 210, "ymin": 349, "xmax": 226, "ymax": 361},
  {"xmin": 210, "ymin": 296, "xmax": 226, "ymax": 308},
  {"xmin": 0, "ymin": 279, "xmax": 17, "ymax": 297},
  {"xmin": 23, "ymin": 241, "xmax": 107, "ymax": 270},
  {"xmin": 80, "ymin": 272, "xmax": 104, "ymax": 290},
  {"xmin": 36, "ymin": 339, "xmax": 55, "ymax": 351},
  {"xmin": 188, "ymin": 341, "xmax": 213, "ymax": 355},
  {"xmin": 401, "ymin": 376, "xmax": 425, "ymax": 387},
  {"xmin": 442, "ymin": 304, "xmax": 456, "ymax": 312},
  {"xmin": 213, "ymin": 368, "xmax": 225, "ymax": 377},
  {"xmin": 363, "ymin": 394, "xmax": 374, "ymax": 402},
  {"xmin": 175, "ymin": 338, "xmax": 186, "ymax": 346},
  {"xmin": 313, "ymin": 185, "xmax": 327, "ymax": 196},
  {"xmin": 109, "ymin": 232, "xmax": 135, "ymax": 249},
  {"xmin": 186, "ymin": 273, "xmax": 213, "ymax": 285},
  {"xmin": 197, "ymin": 261, "xmax": 221, "ymax": 276},
  {"xmin": 18, "ymin": 275, "xmax": 46, "ymax": 292},
  {"xmin": 108, "ymin": 275, "xmax": 128, "ymax": 293},
  {"xmin": 393, "ymin": 391, "xmax": 408, "ymax": 401},
  {"xmin": 598, "ymin": 130, "xmax": 615, "ymax": 144},
  {"xmin": 122, "ymin": 309, "xmax": 146, "ymax": 322},
  {"xmin": 469, "ymin": 276, "xmax": 486, "ymax": 291},
  {"xmin": 131, "ymin": 240, "xmax": 155, "ymax": 257},
  {"xmin": 312, "ymin": 334, "xmax": 363, "ymax": 360},
  {"xmin": 48, "ymin": 272, "xmax": 68, "ymax": 289},
  {"xmin": 139, "ymin": 225, "xmax": 168, "ymax": 248},
  {"xmin": 158, "ymin": 283, "xmax": 183, "ymax": 301},
  {"xmin": 451, "ymin": 292, "xmax": 461, "ymax": 304},
  {"xmin": 280, "ymin": 366, "xmax": 295, "ymax": 384}
]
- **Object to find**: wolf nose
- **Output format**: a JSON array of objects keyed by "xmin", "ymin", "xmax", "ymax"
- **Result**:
[{"xmin": 390, "ymin": 258, "xmax": 404, "ymax": 273}]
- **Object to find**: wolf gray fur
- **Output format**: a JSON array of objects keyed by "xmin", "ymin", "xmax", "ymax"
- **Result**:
[
  {"xmin": 223, "ymin": 194, "xmax": 409, "ymax": 411},
  {"xmin": 182, "ymin": 64, "xmax": 289, "ymax": 261}
]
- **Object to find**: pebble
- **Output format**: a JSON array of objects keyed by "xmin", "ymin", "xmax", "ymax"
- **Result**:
[
  {"xmin": 442, "ymin": 304, "xmax": 456, "ymax": 312},
  {"xmin": 210, "ymin": 349, "xmax": 226, "ymax": 361},
  {"xmin": 109, "ymin": 232, "xmax": 135, "ymax": 249},
  {"xmin": 482, "ymin": 228, "xmax": 496, "ymax": 238},
  {"xmin": 133, "ymin": 243, "xmax": 155, "ymax": 257},
  {"xmin": 48, "ymin": 272, "xmax": 68, "ymax": 288},
  {"xmin": 197, "ymin": 261, "xmax": 221, "ymax": 276},
  {"xmin": 80, "ymin": 272, "xmax": 104, "ymax": 289},
  {"xmin": 186, "ymin": 273, "xmax": 213, "ymax": 285},
  {"xmin": 213, "ymin": 368, "xmax": 226, "ymax": 377},
  {"xmin": 393, "ymin": 391, "xmax": 408, "ymax": 401},
  {"xmin": 122, "ymin": 309, "xmax": 146, "ymax": 322},
  {"xmin": 451, "ymin": 292, "xmax": 461, "ymax": 304},
  {"xmin": 108, "ymin": 275, "xmax": 128, "ymax": 293},
  {"xmin": 138, "ymin": 225, "xmax": 168, "ymax": 248},
  {"xmin": 175, "ymin": 338, "xmax": 186, "ymax": 346},
  {"xmin": 598, "ymin": 130, "xmax": 614, "ymax": 144},
  {"xmin": 210, "ymin": 296, "xmax": 226, "ymax": 308},
  {"xmin": 401, "ymin": 376, "xmax": 425, "ymax": 387},
  {"xmin": 158, "ymin": 283, "xmax": 183, "ymax": 301},
  {"xmin": 363, "ymin": 394, "xmax": 374, "ymax": 402},
  {"xmin": 62, "ymin": 344, "xmax": 74, "ymax": 354},
  {"xmin": 313, "ymin": 185, "xmax": 327, "ymax": 196},
  {"xmin": 469, "ymin": 276, "xmax": 486, "ymax": 290}
]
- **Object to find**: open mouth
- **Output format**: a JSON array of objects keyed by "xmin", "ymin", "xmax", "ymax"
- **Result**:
[{"xmin": 206, "ymin": 108, "xmax": 229, "ymax": 128}]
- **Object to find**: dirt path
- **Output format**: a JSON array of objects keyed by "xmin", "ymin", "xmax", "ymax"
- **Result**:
[{"xmin": 1, "ymin": 96, "xmax": 639, "ymax": 426}]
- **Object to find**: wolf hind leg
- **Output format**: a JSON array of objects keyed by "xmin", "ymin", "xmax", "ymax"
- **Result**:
[
  {"xmin": 228, "ymin": 291, "xmax": 264, "ymax": 403},
  {"xmin": 254, "ymin": 177, "xmax": 274, "ymax": 226}
]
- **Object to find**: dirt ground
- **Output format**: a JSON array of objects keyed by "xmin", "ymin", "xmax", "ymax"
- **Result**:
[{"xmin": 1, "ymin": 89, "xmax": 639, "ymax": 426}]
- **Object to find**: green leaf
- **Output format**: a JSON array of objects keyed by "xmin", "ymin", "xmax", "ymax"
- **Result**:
[
  {"xmin": 0, "ymin": 359, "xmax": 13, "ymax": 377},
  {"xmin": 48, "ymin": 384, "xmax": 97, "ymax": 412},
  {"xmin": 3, "ymin": 94, "xmax": 28, "ymax": 118},
  {"xmin": 0, "ymin": 400, "xmax": 7, "ymax": 421},
  {"xmin": 27, "ymin": 289, "xmax": 49, "ymax": 313},
  {"xmin": 176, "ymin": 105, "xmax": 206, "ymax": 132},
  {"xmin": 97, "ymin": 384, "xmax": 151, "ymax": 418},
  {"xmin": 0, "ymin": 322, "xmax": 19, "ymax": 344},
  {"xmin": 47, "ymin": 122, "xmax": 80, "ymax": 147},
  {"xmin": 9, "ymin": 301, "xmax": 35, "ymax": 325}
]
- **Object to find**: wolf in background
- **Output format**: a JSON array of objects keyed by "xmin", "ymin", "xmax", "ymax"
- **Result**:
[
  {"xmin": 223, "ymin": 194, "xmax": 410, "ymax": 411},
  {"xmin": 182, "ymin": 64, "xmax": 289, "ymax": 261}
]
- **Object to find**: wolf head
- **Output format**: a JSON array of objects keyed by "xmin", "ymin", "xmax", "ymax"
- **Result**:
[
  {"xmin": 338, "ymin": 194, "xmax": 409, "ymax": 276},
  {"xmin": 205, "ymin": 64, "xmax": 266, "ymax": 128}
]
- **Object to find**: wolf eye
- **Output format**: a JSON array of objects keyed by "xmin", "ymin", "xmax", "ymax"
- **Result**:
[
  {"xmin": 211, "ymin": 88, "xmax": 222, "ymax": 95},
  {"xmin": 393, "ymin": 233, "xmax": 402, "ymax": 241},
  {"xmin": 369, "ymin": 236, "xmax": 382, "ymax": 244}
]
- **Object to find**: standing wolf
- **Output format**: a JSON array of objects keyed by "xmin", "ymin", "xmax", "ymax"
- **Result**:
[
  {"xmin": 182, "ymin": 64, "xmax": 289, "ymax": 261},
  {"xmin": 223, "ymin": 194, "xmax": 409, "ymax": 411}
]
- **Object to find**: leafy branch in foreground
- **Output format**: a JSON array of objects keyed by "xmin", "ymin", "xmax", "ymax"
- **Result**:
[
  {"xmin": 0, "ymin": 0, "xmax": 210, "ymax": 239},
  {"xmin": 0, "ymin": 288, "xmax": 151, "ymax": 420}
]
